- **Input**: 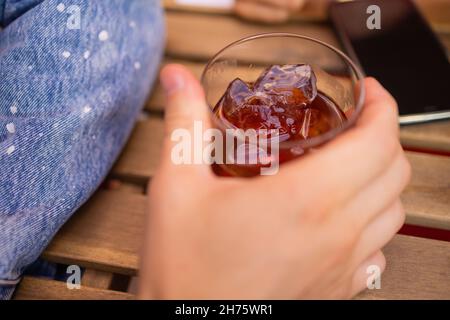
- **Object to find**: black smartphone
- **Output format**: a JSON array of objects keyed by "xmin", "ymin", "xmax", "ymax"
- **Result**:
[{"xmin": 329, "ymin": 0, "xmax": 450, "ymax": 125}]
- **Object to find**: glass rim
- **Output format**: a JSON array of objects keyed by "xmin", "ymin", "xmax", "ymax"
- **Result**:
[{"xmin": 201, "ymin": 32, "xmax": 366, "ymax": 150}]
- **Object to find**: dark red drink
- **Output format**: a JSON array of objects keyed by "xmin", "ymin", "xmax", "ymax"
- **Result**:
[{"xmin": 213, "ymin": 64, "xmax": 346, "ymax": 176}]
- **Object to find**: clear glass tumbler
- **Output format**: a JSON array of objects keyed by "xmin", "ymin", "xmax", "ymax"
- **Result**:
[{"xmin": 201, "ymin": 33, "xmax": 365, "ymax": 177}]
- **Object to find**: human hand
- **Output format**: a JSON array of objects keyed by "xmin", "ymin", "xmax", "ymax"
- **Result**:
[
  {"xmin": 138, "ymin": 65, "xmax": 411, "ymax": 299},
  {"xmin": 234, "ymin": 0, "xmax": 306, "ymax": 23}
]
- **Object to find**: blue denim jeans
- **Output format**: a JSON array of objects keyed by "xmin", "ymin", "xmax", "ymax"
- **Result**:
[{"xmin": 0, "ymin": 0, "xmax": 165, "ymax": 299}]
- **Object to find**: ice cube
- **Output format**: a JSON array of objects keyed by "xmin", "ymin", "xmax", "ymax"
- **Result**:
[
  {"xmin": 215, "ymin": 64, "xmax": 321, "ymax": 140},
  {"xmin": 254, "ymin": 64, "xmax": 318, "ymax": 106},
  {"xmin": 222, "ymin": 78, "xmax": 252, "ymax": 110}
]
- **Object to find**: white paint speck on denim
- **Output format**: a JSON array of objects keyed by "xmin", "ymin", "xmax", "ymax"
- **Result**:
[
  {"xmin": 98, "ymin": 30, "xmax": 109, "ymax": 41},
  {"xmin": 62, "ymin": 50, "xmax": 71, "ymax": 58}
]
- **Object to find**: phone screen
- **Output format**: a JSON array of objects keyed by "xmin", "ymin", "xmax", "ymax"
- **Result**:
[{"xmin": 330, "ymin": 0, "xmax": 450, "ymax": 121}]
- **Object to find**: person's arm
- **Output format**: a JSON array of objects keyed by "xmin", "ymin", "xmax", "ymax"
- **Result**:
[{"xmin": 138, "ymin": 65, "xmax": 411, "ymax": 299}]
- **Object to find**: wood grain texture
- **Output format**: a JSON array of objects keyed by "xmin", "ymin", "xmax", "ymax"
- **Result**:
[
  {"xmin": 164, "ymin": 0, "xmax": 231, "ymax": 15},
  {"xmin": 163, "ymin": 0, "xmax": 330, "ymax": 22},
  {"xmin": 42, "ymin": 232, "xmax": 450, "ymax": 299},
  {"xmin": 165, "ymin": 11, "xmax": 342, "ymax": 68},
  {"xmin": 357, "ymin": 235, "xmax": 450, "ymax": 300},
  {"xmin": 164, "ymin": 2, "xmax": 450, "ymax": 65},
  {"xmin": 400, "ymin": 121, "xmax": 450, "ymax": 153},
  {"xmin": 43, "ymin": 190, "xmax": 146, "ymax": 275},
  {"xmin": 402, "ymin": 152, "xmax": 450, "ymax": 230},
  {"xmin": 14, "ymin": 277, "xmax": 134, "ymax": 300},
  {"xmin": 20, "ymin": 235, "xmax": 450, "ymax": 299}
]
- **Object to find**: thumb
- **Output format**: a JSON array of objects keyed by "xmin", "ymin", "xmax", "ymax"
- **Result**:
[
  {"xmin": 159, "ymin": 64, "xmax": 213, "ymax": 174},
  {"xmin": 161, "ymin": 64, "xmax": 212, "ymax": 133}
]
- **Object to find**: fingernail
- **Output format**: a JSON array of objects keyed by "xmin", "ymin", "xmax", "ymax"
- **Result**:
[{"xmin": 161, "ymin": 71, "xmax": 185, "ymax": 97}]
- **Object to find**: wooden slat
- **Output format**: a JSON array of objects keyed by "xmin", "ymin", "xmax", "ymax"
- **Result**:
[
  {"xmin": 163, "ymin": 0, "xmax": 329, "ymax": 22},
  {"xmin": 14, "ymin": 277, "xmax": 134, "ymax": 300},
  {"xmin": 23, "ymin": 236, "xmax": 450, "ymax": 299},
  {"xmin": 401, "ymin": 121, "xmax": 450, "ymax": 153},
  {"xmin": 165, "ymin": 11, "xmax": 342, "ymax": 69},
  {"xmin": 357, "ymin": 235, "xmax": 450, "ymax": 300},
  {"xmin": 164, "ymin": 0, "xmax": 231, "ymax": 15},
  {"xmin": 402, "ymin": 152, "xmax": 450, "ymax": 230},
  {"xmin": 43, "ymin": 199, "xmax": 450, "ymax": 301},
  {"xmin": 163, "ymin": 3, "xmax": 450, "ymax": 52},
  {"xmin": 22, "ymin": 236, "xmax": 450, "ymax": 300},
  {"xmin": 43, "ymin": 190, "xmax": 146, "ymax": 275}
]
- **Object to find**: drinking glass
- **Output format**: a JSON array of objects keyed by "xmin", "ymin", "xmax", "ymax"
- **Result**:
[{"xmin": 201, "ymin": 33, "xmax": 365, "ymax": 177}]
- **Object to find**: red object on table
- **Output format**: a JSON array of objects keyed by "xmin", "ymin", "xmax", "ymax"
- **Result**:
[{"xmin": 399, "ymin": 224, "xmax": 450, "ymax": 242}]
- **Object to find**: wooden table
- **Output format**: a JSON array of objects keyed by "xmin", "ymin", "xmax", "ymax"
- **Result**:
[{"xmin": 14, "ymin": 1, "xmax": 450, "ymax": 300}]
